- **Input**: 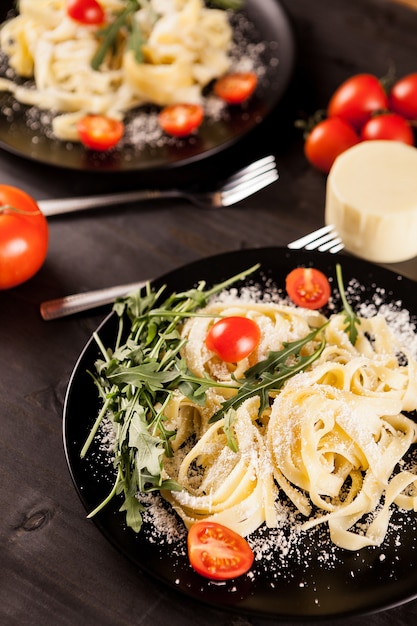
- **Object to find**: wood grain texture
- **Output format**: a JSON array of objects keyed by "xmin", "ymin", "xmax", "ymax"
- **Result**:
[{"xmin": 1, "ymin": 1, "xmax": 417, "ymax": 625}]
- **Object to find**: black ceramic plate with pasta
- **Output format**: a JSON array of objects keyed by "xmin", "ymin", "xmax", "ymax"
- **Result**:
[
  {"xmin": 0, "ymin": 0, "xmax": 295, "ymax": 172},
  {"xmin": 63, "ymin": 247, "xmax": 417, "ymax": 621}
]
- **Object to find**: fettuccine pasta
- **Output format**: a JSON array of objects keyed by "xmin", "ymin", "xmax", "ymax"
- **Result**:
[
  {"xmin": 0, "ymin": 0, "xmax": 233, "ymax": 140},
  {"xmin": 160, "ymin": 300, "xmax": 417, "ymax": 550}
]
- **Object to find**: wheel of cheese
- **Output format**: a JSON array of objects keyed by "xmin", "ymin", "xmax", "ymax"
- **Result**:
[{"xmin": 325, "ymin": 140, "xmax": 417, "ymax": 263}]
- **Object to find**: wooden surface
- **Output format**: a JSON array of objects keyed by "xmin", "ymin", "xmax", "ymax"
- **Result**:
[
  {"xmin": 2, "ymin": 1, "xmax": 417, "ymax": 625},
  {"xmin": 392, "ymin": 0, "xmax": 417, "ymax": 10}
]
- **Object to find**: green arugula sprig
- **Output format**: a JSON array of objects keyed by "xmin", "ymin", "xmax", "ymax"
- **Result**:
[
  {"xmin": 91, "ymin": 0, "xmax": 243, "ymax": 71},
  {"xmin": 82, "ymin": 260, "xmax": 360, "ymax": 533},
  {"xmin": 82, "ymin": 264, "xmax": 258, "ymax": 531},
  {"xmin": 91, "ymin": 0, "xmax": 140, "ymax": 70},
  {"xmin": 336, "ymin": 263, "xmax": 361, "ymax": 344},
  {"xmin": 208, "ymin": 325, "xmax": 327, "ymax": 422}
]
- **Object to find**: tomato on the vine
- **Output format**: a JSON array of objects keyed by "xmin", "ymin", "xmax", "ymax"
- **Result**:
[
  {"xmin": 286, "ymin": 267, "xmax": 331, "ymax": 310},
  {"xmin": 389, "ymin": 73, "xmax": 417, "ymax": 120},
  {"xmin": 205, "ymin": 316, "xmax": 261, "ymax": 363},
  {"xmin": 158, "ymin": 103, "xmax": 204, "ymax": 137},
  {"xmin": 66, "ymin": 0, "xmax": 105, "ymax": 25},
  {"xmin": 77, "ymin": 115, "xmax": 124, "ymax": 151},
  {"xmin": 0, "ymin": 186, "xmax": 48, "ymax": 290},
  {"xmin": 304, "ymin": 117, "xmax": 359, "ymax": 174},
  {"xmin": 187, "ymin": 521, "xmax": 254, "ymax": 580},
  {"xmin": 360, "ymin": 112, "xmax": 414, "ymax": 145},
  {"xmin": 214, "ymin": 72, "xmax": 258, "ymax": 104},
  {"xmin": 327, "ymin": 73, "xmax": 388, "ymax": 130}
]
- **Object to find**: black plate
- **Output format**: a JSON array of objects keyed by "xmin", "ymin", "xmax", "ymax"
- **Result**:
[
  {"xmin": 63, "ymin": 247, "xmax": 417, "ymax": 620},
  {"xmin": 0, "ymin": 0, "xmax": 295, "ymax": 172}
]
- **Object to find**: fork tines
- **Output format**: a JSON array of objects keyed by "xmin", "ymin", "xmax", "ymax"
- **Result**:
[
  {"xmin": 221, "ymin": 155, "xmax": 279, "ymax": 206},
  {"xmin": 288, "ymin": 224, "xmax": 344, "ymax": 254}
]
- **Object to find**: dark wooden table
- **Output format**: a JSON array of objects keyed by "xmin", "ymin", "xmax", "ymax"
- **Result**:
[{"xmin": 2, "ymin": 1, "xmax": 417, "ymax": 624}]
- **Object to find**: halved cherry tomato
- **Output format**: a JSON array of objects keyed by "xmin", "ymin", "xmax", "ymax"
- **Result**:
[
  {"xmin": 286, "ymin": 267, "xmax": 331, "ymax": 310},
  {"xmin": 77, "ymin": 115, "xmax": 124, "ymax": 151},
  {"xmin": 0, "ymin": 185, "xmax": 48, "ymax": 290},
  {"xmin": 389, "ymin": 73, "xmax": 417, "ymax": 120},
  {"xmin": 158, "ymin": 104, "xmax": 204, "ymax": 137},
  {"xmin": 67, "ymin": 0, "xmax": 105, "ymax": 25},
  {"xmin": 328, "ymin": 73, "xmax": 388, "ymax": 131},
  {"xmin": 360, "ymin": 112, "xmax": 414, "ymax": 145},
  {"xmin": 205, "ymin": 316, "xmax": 261, "ymax": 363},
  {"xmin": 304, "ymin": 117, "xmax": 359, "ymax": 174},
  {"xmin": 214, "ymin": 72, "xmax": 258, "ymax": 104},
  {"xmin": 187, "ymin": 521, "xmax": 254, "ymax": 580}
]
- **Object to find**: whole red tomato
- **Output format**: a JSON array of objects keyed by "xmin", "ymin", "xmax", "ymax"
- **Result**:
[
  {"xmin": 0, "ymin": 186, "xmax": 48, "ymax": 290},
  {"xmin": 328, "ymin": 74, "xmax": 388, "ymax": 130},
  {"xmin": 360, "ymin": 112, "xmax": 414, "ymax": 145},
  {"xmin": 389, "ymin": 73, "xmax": 417, "ymax": 120},
  {"xmin": 304, "ymin": 117, "xmax": 359, "ymax": 174},
  {"xmin": 205, "ymin": 316, "xmax": 261, "ymax": 363}
]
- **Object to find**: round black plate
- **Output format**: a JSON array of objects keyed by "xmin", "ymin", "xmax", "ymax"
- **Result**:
[
  {"xmin": 63, "ymin": 247, "xmax": 417, "ymax": 620},
  {"xmin": 0, "ymin": 0, "xmax": 295, "ymax": 172}
]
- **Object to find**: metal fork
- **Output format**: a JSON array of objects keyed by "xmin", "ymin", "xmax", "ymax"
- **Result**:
[
  {"xmin": 40, "ymin": 225, "xmax": 343, "ymax": 320},
  {"xmin": 288, "ymin": 224, "xmax": 344, "ymax": 254},
  {"xmin": 38, "ymin": 155, "xmax": 278, "ymax": 217}
]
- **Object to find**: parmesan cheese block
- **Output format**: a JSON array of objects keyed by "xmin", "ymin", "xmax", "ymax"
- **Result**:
[{"xmin": 325, "ymin": 140, "xmax": 417, "ymax": 263}]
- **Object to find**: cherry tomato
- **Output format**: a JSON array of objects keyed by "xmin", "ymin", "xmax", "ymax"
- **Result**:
[
  {"xmin": 214, "ymin": 72, "xmax": 258, "ymax": 104},
  {"xmin": 66, "ymin": 0, "xmax": 105, "ymax": 25},
  {"xmin": 187, "ymin": 521, "xmax": 254, "ymax": 580},
  {"xmin": 286, "ymin": 267, "xmax": 331, "ymax": 310},
  {"xmin": 158, "ymin": 104, "xmax": 204, "ymax": 137},
  {"xmin": 0, "ymin": 186, "xmax": 48, "ymax": 290},
  {"xmin": 205, "ymin": 316, "xmax": 261, "ymax": 363},
  {"xmin": 304, "ymin": 117, "xmax": 359, "ymax": 174},
  {"xmin": 389, "ymin": 73, "xmax": 417, "ymax": 120},
  {"xmin": 77, "ymin": 115, "xmax": 124, "ymax": 151},
  {"xmin": 328, "ymin": 74, "xmax": 388, "ymax": 130},
  {"xmin": 360, "ymin": 112, "xmax": 414, "ymax": 145}
]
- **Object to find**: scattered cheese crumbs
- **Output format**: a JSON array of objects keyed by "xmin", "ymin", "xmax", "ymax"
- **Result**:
[{"xmin": 86, "ymin": 272, "xmax": 417, "ymax": 594}]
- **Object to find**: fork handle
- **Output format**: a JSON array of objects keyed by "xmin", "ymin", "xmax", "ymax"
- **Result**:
[
  {"xmin": 40, "ymin": 281, "xmax": 147, "ymax": 320},
  {"xmin": 38, "ymin": 189, "xmax": 180, "ymax": 217}
]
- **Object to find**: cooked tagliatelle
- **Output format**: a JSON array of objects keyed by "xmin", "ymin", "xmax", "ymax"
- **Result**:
[
  {"xmin": 85, "ymin": 268, "xmax": 417, "ymax": 554},
  {"xmin": 0, "ymin": 0, "xmax": 234, "ymax": 140},
  {"xmin": 160, "ymin": 300, "xmax": 417, "ymax": 550}
]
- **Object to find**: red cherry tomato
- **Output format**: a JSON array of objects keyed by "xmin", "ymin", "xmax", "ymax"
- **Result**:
[
  {"xmin": 214, "ymin": 72, "xmax": 258, "ymax": 104},
  {"xmin": 328, "ymin": 74, "xmax": 388, "ymax": 130},
  {"xmin": 205, "ymin": 316, "xmax": 261, "ymax": 363},
  {"xmin": 67, "ymin": 0, "xmax": 105, "ymax": 25},
  {"xmin": 187, "ymin": 521, "xmax": 254, "ymax": 580},
  {"xmin": 304, "ymin": 117, "xmax": 359, "ymax": 174},
  {"xmin": 360, "ymin": 112, "xmax": 414, "ymax": 145},
  {"xmin": 0, "ymin": 185, "xmax": 48, "ymax": 290},
  {"xmin": 158, "ymin": 104, "xmax": 204, "ymax": 137},
  {"xmin": 389, "ymin": 73, "xmax": 417, "ymax": 120},
  {"xmin": 286, "ymin": 267, "xmax": 331, "ymax": 310},
  {"xmin": 77, "ymin": 115, "xmax": 124, "ymax": 151}
]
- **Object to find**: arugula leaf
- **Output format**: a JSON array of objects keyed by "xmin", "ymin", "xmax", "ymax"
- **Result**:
[
  {"xmin": 82, "ymin": 264, "xmax": 258, "ymax": 530},
  {"xmin": 223, "ymin": 409, "xmax": 239, "ymax": 452},
  {"xmin": 210, "ymin": 0, "xmax": 244, "ymax": 9},
  {"xmin": 91, "ymin": 1, "xmax": 140, "ymax": 71},
  {"xmin": 119, "ymin": 493, "xmax": 145, "ymax": 533},
  {"xmin": 335, "ymin": 263, "xmax": 361, "ymax": 345},
  {"xmin": 209, "ymin": 327, "xmax": 327, "ymax": 422},
  {"xmin": 91, "ymin": 0, "xmax": 243, "ymax": 71}
]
